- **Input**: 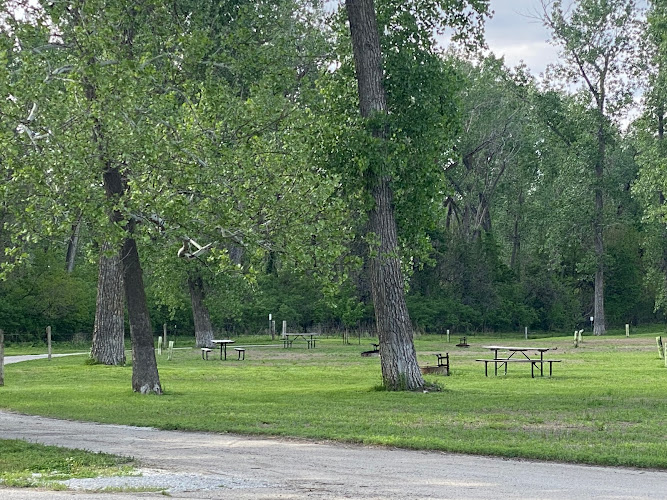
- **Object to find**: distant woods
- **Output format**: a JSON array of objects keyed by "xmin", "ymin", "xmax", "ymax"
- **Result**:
[{"xmin": 0, "ymin": 0, "xmax": 665, "ymax": 349}]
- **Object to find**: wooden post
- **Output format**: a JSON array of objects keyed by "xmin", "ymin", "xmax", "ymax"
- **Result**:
[
  {"xmin": 446, "ymin": 329, "xmax": 450, "ymax": 343},
  {"xmin": 0, "ymin": 328, "xmax": 4, "ymax": 387},
  {"xmin": 657, "ymin": 336, "xmax": 664, "ymax": 359},
  {"xmin": 157, "ymin": 336, "xmax": 163, "ymax": 355},
  {"xmin": 282, "ymin": 320, "xmax": 287, "ymax": 338},
  {"xmin": 625, "ymin": 324, "xmax": 630, "ymax": 337},
  {"xmin": 167, "ymin": 340, "xmax": 174, "ymax": 361},
  {"xmin": 47, "ymin": 326, "xmax": 52, "ymax": 361},
  {"xmin": 163, "ymin": 323, "xmax": 168, "ymax": 347}
]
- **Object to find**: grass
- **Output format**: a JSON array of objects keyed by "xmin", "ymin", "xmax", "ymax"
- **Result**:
[
  {"xmin": 2, "ymin": 332, "xmax": 667, "ymax": 469},
  {"xmin": 0, "ymin": 439, "xmax": 135, "ymax": 488}
]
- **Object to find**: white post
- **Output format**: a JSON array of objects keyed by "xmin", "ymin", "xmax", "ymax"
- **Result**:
[
  {"xmin": 157, "ymin": 336, "xmax": 163, "ymax": 355},
  {"xmin": 524, "ymin": 326, "xmax": 528, "ymax": 340},
  {"xmin": 0, "ymin": 328, "xmax": 4, "ymax": 387},
  {"xmin": 625, "ymin": 324, "xmax": 630, "ymax": 337},
  {"xmin": 573, "ymin": 330, "xmax": 579, "ymax": 348},
  {"xmin": 446, "ymin": 329, "xmax": 450, "ymax": 343},
  {"xmin": 167, "ymin": 340, "xmax": 174, "ymax": 361},
  {"xmin": 578, "ymin": 329, "xmax": 583, "ymax": 344},
  {"xmin": 269, "ymin": 314, "xmax": 274, "ymax": 340},
  {"xmin": 282, "ymin": 320, "xmax": 287, "ymax": 338},
  {"xmin": 47, "ymin": 326, "xmax": 52, "ymax": 361}
]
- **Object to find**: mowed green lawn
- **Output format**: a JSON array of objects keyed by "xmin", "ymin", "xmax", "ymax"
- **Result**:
[{"xmin": 2, "ymin": 333, "xmax": 667, "ymax": 469}]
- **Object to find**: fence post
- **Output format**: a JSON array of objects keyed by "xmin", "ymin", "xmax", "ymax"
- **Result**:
[
  {"xmin": 163, "ymin": 323, "xmax": 168, "ymax": 348},
  {"xmin": 167, "ymin": 340, "xmax": 174, "ymax": 361},
  {"xmin": 625, "ymin": 324, "xmax": 630, "ymax": 337},
  {"xmin": 524, "ymin": 326, "xmax": 528, "ymax": 340},
  {"xmin": 282, "ymin": 320, "xmax": 287, "ymax": 338},
  {"xmin": 157, "ymin": 336, "xmax": 163, "ymax": 355},
  {"xmin": 573, "ymin": 330, "xmax": 579, "ymax": 348},
  {"xmin": 0, "ymin": 328, "xmax": 4, "ymax": 387},
  {"xmin": 446, "ymin": 329, "xmax": 450, "ymax": 343},
  {"xmin": 47, "ymin": 326, "xmax": 52, "ymax": 361}
]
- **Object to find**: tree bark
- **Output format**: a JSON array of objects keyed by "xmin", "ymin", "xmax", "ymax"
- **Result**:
[
  {"xmin": 188, "ymin": 273, "xmax": 215, "ymax": 348},
  {"xmin": 91, "ymin": 241, "xmax": 126, "ymax": 365},
  {"xmin": 101, "ymin": 151, "xmax": 161, "ymax": 393},
  {"xmin": 346, "ymin": 0, "xmax": 424, "ymax": 391},
  {"xmin": 121, "ymin": 224, "xmax": 162, "ymax": 395}
]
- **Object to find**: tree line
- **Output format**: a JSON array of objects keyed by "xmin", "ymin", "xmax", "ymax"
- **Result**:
[{"xmin": 1, "ymin": 0, "xmax": 666, "ymax": 391}]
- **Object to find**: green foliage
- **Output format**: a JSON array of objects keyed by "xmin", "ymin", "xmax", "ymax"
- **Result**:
[{"xmin": 0, "ymin": 249, "xmax": 96, "ymax": 340}]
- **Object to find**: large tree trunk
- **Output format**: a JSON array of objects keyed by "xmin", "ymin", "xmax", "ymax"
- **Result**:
[
  {"xmin": 102, "ymin": 161, "xmax": 161, "ymax": 394},
  {"xmin": 91, "ymin": 241, "xmax": 126, "ymax": 365},
  {"xmin": 346, "ymin": 0, "xmax": 424, "ymax": 391},
  {"xmin": 188, "ymin": 273, "xmax": 214, "ymax": 348},
  {"xmin": 121, "ymin": 226, "xmax": 162, "ymax": 395}
]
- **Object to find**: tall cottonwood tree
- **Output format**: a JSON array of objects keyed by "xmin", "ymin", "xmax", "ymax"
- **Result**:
[
  {"xmin": 341, "ymin": 0, "xmax": 488, "ymax": 389},
  {"xmin": 0, "ymin": 0, "xmax": 171, "ymax": 391},
  {"xmin": 345, "ymin": 0, "xmax": 424, "ymax": 390},
  {"xmin": 541, "ymin": 0, "xmax": 644, "ymax": 335}
]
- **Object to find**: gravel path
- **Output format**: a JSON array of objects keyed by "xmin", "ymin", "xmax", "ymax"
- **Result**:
[{"xmin": 2, "ymin": 355, "xmax": 667, "ymax": 499}]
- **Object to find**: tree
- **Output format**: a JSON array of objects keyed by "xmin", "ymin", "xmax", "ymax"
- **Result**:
[
  {"xmin": 340, "ymin": 0, "xmax": 489, "ymax": 389},
  {"xmin": 345, "ymin": 0, "xmax": 424, "ymax": 390},
  {"xmin": 633, "ymin": 0, "xmax": 667, "ymax": 313},
  {"xmin": 541, "ymin": 0, "xmax": 644, "ymax": 335}
]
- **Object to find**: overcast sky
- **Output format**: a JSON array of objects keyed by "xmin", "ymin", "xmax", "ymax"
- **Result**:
[
  {"xmin": 328, "ymin": 0, "xmax": 649, "ymax": 79},
  {"xmin": 482, "ymin": 0, "xmax": 556, "ymax": 77}
]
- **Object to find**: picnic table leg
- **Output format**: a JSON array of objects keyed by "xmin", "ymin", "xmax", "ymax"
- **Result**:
[
  {"xmin": 485, "ymin": 361, "xmax": 488, "ymax": 377},
  {"xmin": 540, "ymin": 352, "xmax": 544, "ymax": 376}
]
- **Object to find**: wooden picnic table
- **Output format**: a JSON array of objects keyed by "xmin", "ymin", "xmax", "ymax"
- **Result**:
[
  {"xmin": 283, "ymin": 333, "xmax": 321, "ymax": 349},
  {"xmin": 211, "ymin": 339, "xmax": 235, "ymax": 360},
  {"xmin": 476, "ymin": 346, "xmax": 560, "ymax": 378}
]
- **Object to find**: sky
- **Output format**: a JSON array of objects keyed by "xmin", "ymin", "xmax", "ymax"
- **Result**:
[
  {"xmin": 328, "ymin": 0, "xmax": 649, "ymax": 80},
  {"xmin": 482, "ymin": 0, "xmax": 558, "ymax": 77}
]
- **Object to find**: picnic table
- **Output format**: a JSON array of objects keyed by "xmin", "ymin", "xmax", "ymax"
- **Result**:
[
  {"xmin": 283, "ymin": 333, "xmax": 321, "ymax": 349},
  {"xmin": 211, "ymin": 339, "xmax": 235, "ymax": 360},
  {"xmin": 476, "ymin": 346, "xmax": 561, "ymax": 378}
]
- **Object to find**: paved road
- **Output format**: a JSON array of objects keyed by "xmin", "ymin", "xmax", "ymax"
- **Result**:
[{"xmin": 2, "ymin": 355, "xmax": 667, "ymax": 499}]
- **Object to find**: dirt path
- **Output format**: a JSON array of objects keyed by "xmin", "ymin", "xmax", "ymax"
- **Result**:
[{"xmin": 2, "ymin": 355, "xmax": 667, "ymax": 498}]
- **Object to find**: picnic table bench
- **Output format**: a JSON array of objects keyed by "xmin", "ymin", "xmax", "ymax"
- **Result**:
[{"xmin": 476, "ymin": 346, "xmax": 561, "ymax": 378}]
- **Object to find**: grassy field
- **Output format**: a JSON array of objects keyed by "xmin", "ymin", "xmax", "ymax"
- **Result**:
[
  {"xmin": 0, "ymin": 439, "xmax": 134, "ymax": 488},
  {"xmin": 2, "ymin": 331, "xmax": 667, "ymax": 469}
]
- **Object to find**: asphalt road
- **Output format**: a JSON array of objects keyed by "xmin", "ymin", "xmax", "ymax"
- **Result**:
[{"xmin": 1, "ymin": 355, "xmax": 667, "ymax": 499}]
